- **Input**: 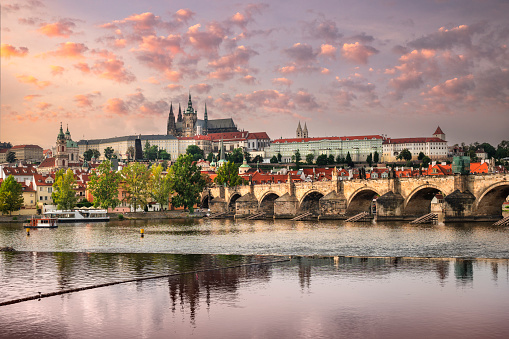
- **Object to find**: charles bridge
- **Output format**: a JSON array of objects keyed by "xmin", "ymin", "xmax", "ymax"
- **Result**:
[{"xmin": 202, "ymin": 172, "xmax": 509, "ymax": 221}]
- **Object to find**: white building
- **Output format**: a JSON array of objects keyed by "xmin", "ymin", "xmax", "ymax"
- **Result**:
[
  {"xmin": 265, "ymin": 135, "xmax": 384, "ymax": 163},
  {"xmin": 382, "ymin": 126, "xmax": 448, "ymax": 162}
]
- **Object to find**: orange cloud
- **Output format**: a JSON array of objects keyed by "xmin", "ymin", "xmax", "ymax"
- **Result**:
[
  {"xmin": 104, "ymin": 98, "xmax": 128, "ymax": 115},
  {"xmin": 319, "ymin": 44, "xmax": 336, "ymax": 58},
  {"xmin": 240, "ymin": 75, "xmax": 256, "ymax": 85},
  {"xmin": 74, "ymin": 92, "xmax": 101, "ymax": 107},
  {"xmin": 164, "ymin": 70, "xmax": 182, "ymax": 82},
  {"xmin": 272, "ymin": 77, "xmax": 293, "ymax": 86},
  {"xmin": 1, "ymin": 44, "xmax": 28, "ymax": 58},
  {"xmin": 46, "ymin": 42, "xmax": 88, "ymax": 58},
  {"xmin": 74, "ymin": 62, "xmax": 91, "ymax": 73},
  {"xmin": 191, "ymin": 83, "xmax": 212, "ymax": 93},
  {"xmin": 37, "ymin": 102, "xmax": 51, "ymax": 110},
  {"xmin": 38, "ymin": 20, "xmax": 76, "ymax": 38},
  {"xmin": 166, "ymin": 84, "xmax": 183, "ymax": 91},
  {"xmin": 341, "ymin": 42, "xmax": 378, "ymax": 64},
  {"xmin": 91, "ymin": 57, "xmax": 136, "ymax": 83},
  {"xmin": 23, "ymin": 94, "xmax": 41, "ymax": 101},
  {"xmin": 16, "ymin": 75, "xmax": 51, "ymax": 89},
  {"xmin": 50, "ymin": 65, "xmax": 65, "ymax": 75}
]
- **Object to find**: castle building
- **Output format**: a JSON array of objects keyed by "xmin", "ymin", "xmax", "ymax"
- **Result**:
[
  {"xmin": 382, "ymin": 126, "xmax": 448, "ymax": 162},
  {"xmin": 166, "ymin": 93, "xmax": 238, "ymax": 137}
]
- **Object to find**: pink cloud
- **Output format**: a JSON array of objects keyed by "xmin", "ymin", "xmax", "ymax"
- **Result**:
[
  {"xmin": 74, "ymin": 92, "xmax": 101, "ymax": 107},
  {"xmin": 272, "ymin": 77, "xmax": 293, "ymax": 86},
  {"xmin": 294, "ymin": 91, "xmax": 319, "ymax": 110},
  {"xmin": 166, "ymin": 84, "xmax": 183, "ymax": 91},
  {"xmin": 319, "ymin": 44, "xmax": 336, "ymax": 59},
  {"xmin": 139, "ymin": 100, "xmax": 169, "ymax": 116},
  {"xmin": 104, "ymin": 98, "xmax": 129, "ymax": 115},
  {"xmin": 321, "ymin": 68, "xmax": 330, "ymax": 74},
  {"xmin": 208, "ymin": 45, "xmax": 258, "ymax": 69},
  {"xmin": 408, "ymin": 24, "xmax": 483, "ymax": 50},
  {"xmin": 50, "ymin": 65, "xmax": 64, "ymax": 75},
  {"xmin": 305, "ymin": 18, "xmax": 343, "ymax": 43},
  {"xmin": 74, "ymin": 62, "xmax": 91, "ymax": 73},
  {"xmin": 175, "ymin": 9, "xmax": 195, "ymax": 22},
  {"xmin": 164, "ymin": 70, "xmax": 182, "ymax": 82},
  {"xmin": 341, "ymin": 42, "xmax": 378, "ymax": 64},
  {"xmin": 37, "ymin": 20, "xmax": 76, "ymax": 38},
  {"xmin": 191, "ymin": 83, "xmax": 212, "ymax": 94},
  {"xmin": 91, "ymin": 57, "xmax": 135, "ymax": 83},
  {"xmin": 186, "ymin": 23, "xmax": 225, "ymax": 52},
  {"xmin": 284, "ymin": 43, "xmax": 317, "ymax": 63},
  {"xmin": 423, "ymin": 75, "xmax": 475, "ymax": 99},
  {"xmin": 240, "ymin": 75, "xmax": 256, "ymax": 85},
  {"xmin": 45, "ymin": 42, "xmax": 88, "ymax": 58},
  {"xmin": 36, "ymin": 102, "xmax": 51, "ymax": 110},
  {"xmin": 23, "ymin": 94, "xmax": 41, "ymax": 101},
  {"xmin": 1, "ymin": 44, "xmax": 28, "ymax": 58},
  {"xmin": 16, "ymin": 75, "xmax": 51, "ymax": 89}
]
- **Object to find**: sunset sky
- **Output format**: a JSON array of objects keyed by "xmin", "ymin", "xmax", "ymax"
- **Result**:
[{"xmin": 1, "ymin": 0, "xmax": 508, "ymax": 149}]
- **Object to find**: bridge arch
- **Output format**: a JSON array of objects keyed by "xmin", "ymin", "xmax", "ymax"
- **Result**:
[
  {"xmin": 474, "ymin": 181, "xmax": 509, "ymax": 217},
  {"xmin": 200, "ymin": 193, "xmax": 213, "ymax": 209},
  {"xmin": 403, "ymin": 184, "xmax": 443, "ymax": 216},
  {"xmin": 346, "ymin": 187, "xmax": 381, "ymax": 215},
  {"xmin": 227, "ymin": 193, "xmax": 242, "ymax": 213},
  {"xmin": 299, "ymin": 190, "xmax": 325, "ymax": 215},
  {"xmin": 259, "ymin": 192, "xmax": 280, "ymax": 216}
]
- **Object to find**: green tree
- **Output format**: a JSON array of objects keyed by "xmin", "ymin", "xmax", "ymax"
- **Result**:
[
  {"xmin": 145, "ymin": 145, "xmax": 159, "ymax": 160},
  {"xmin": 83, "ymin": 149, "xmax": 100, "ymax": 161},
  {"xmin": 397, "ymin": 149, "xmax": 412, "ymax": 161},
  {"xmin": 346, "ymin": 152, "xmax": 354, "ymax": 167},
  {"xmin": 214, "ymin": 161, "xmax": 246, "ymax": 187},
  {"xmin": 167, "ymin": 154, "xmax": 206, "ymax": 212},
  {"xmin": 277, "ymin": 152, "xmax": 282, "ymax": 163},
  {"xmin": 126, "ymin": 146, "xmax": 135, "ymax": 160},
  {"xmin": 306, "ymin": 153, "xmax": 315, "ymax": 165},
  {"xmin": 6, "ymin": 151, "xmax": 16, "ymax": 163},
  {"xmin": 243, "ymin": 151, "xmax": 252, "ymax": 163},
  {"xmin": 253, "ymin": 155, "xmax": 263, "ymax": 163},
  {"xmin": 316, "ymin": 154, "xmax": 328, "ymax": 166},
  {"xmin": 422, "ymin": 156, "xmax": 431, "ymax": 167},
  {"xmin": 294, "ymin": 150, "xmax": 302, "ymax": 163},
  {"xmin": 366, "ymin": 153, "xmax": 373, "ymax": 166},
  {"xmin": 373, "ymin": 151, "xmax": 379, "ymax": 164},
  {"xmin": 52, "ymin": 169, "xmax": 78, "ymax": 210},
  {"xmin": 336, "ymin": 155, "xmax": 345, "ymax": 164},
  {"xmin": 0, "ymin": 175, "xmax": 23, "ymax": 215},
  {"xmin": 143, "ymin": 140, "xmax": 151, "ymax": 159},
  {"xmin": 327, "ymin": 154, "xmax": 335, "ymax": 165},
  {"xmin": 88, "ymin": 160, "xmax": 121, "ymax": 209},
  {"xmin": 207, "ymin": 152, "xmax": 214, "ymax": 162},
  {"xmin": 158, "ymin": 149, "xmax": 171, "ymax": 160},
  {"xmin": 121, "ymin": 162, "xmax": 150, "ymax": 212},
  {"xmin": 228, "ymin": 148, "xmax": 244, "ymax": 164},
  {"xmin": 270, "ymin": 155, "xmax": 278, "ymax": 163},
  {"xmin": 417, "ymin": 152, "xmax": 425, "ymax": 160},
  {"xmin": 480, "ymin": 142, "xmax": 496, "ymax": 159},
  {"xmin": 104, "ymin": 147, "xmax": 115, "ymax": 160},
  {"xmin": 186, "ymin": 145, "xmax": 204, "ymax": 161},
  {"xmin": 149, "ymin": 164, "xmax": 172, "ymax": 210}
]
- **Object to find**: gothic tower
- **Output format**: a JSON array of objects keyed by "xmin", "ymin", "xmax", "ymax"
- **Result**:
[
  {"xmin": 296, "ymin": 121, "xmax": 303, "ymax": 138},
  {"xmin": 167, "ymin": 103, "xmax": 177, "ymax": 136},
  {"xmin": 303, "ymin": 122, "xmax": 308, "ymax": 138},
  {"xmin": 55, "ymin": 123, "xmax": 68, "ymax": 169},
  {"xmin": 183, "ymin": 93, "xmax": 198, "ymax": 137},
  {"xmin": 177, "ymin": 103, "xmax": 183, "ymax": 123},
  {"xmin": 203, "ymin": 102, "xmax": 208, "ymax": 135}
]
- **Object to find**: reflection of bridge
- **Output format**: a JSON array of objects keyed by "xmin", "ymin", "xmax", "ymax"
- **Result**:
[{"xmin": 203, "ymin": 173, "xmax": 509, "ymax": 221}]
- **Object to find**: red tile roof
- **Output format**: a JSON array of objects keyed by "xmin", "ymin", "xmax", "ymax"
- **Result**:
[
  {"xmin": 0, "ymin": 149, "xmax": 9, "ymax": 154},
  {"xmin": 433, "ymin": 126, "xmax": 444, "ymax": 135},
  {"xmin": 2, "ymin": 166, "xmax": 38, "ymax": 176},
  {"xmin": 272, "ymin": 135, "xmax": 383, "ymax": 144},
  {"xmin": 38, "ymin": 157, "xmax": 56, "ymax": 168},
  {"xmin": 11, "ymin": 144, "xmax": 43, "ymax": 149},
  {"xmin": 246, "ymin": 132, "xmax": 270, "ymax": 140}
]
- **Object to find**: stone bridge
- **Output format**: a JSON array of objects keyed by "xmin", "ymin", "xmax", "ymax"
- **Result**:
[{"xmin": 203, "ymin": 173, "xmax": 509, "ymax": 221}]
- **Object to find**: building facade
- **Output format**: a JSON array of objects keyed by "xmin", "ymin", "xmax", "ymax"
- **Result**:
[
  {"xmin": 382, "ymin": 126, "xmax": 448, "ymax": 162},
  {"xmin": 10, "ymin": 144, "xmax": 43, "ymax": 162}
]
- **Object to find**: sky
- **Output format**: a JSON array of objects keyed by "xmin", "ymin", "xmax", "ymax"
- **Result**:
[{"xmin": 1, "ymin": 0, "xmax": 508, "ymax": 149}]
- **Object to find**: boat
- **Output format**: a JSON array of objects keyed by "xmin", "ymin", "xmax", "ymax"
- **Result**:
[
  {"xmin": 24, "ymin": 216, "xmax": 58, "ymax": 228},
  {"xmin": 43, "ymin": 209, "xmax": 110, "ymax": 222}
]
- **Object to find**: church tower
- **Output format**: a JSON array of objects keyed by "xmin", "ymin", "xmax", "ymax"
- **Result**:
[
  {"xmin": 303, "ymin": 122, "xmax": 308, "ymax": 138},
  {"xmin": 177, "ymin": 103, "xmax": 182, "ymax": 123},
  {"xmin": 183, "ymin": 93, "xmax": 198, "ymax": 137},
  {"xmin": 203, "ymin": 102, "xmax": 208, "ymax": 135},
  {"xmin": 296, "ymin": 121, "xmax": 303, "ymax": 138},
  {"xmin": 55, "ymin": 123, "xmax": 68, "ymax": 169},
  {"xmin": 433, "ymin": 126, "xmax": 446, "ymax": 141},
  {"xmin": 167, "ymin": 103, "xmax": 177, "ymax": 136}
]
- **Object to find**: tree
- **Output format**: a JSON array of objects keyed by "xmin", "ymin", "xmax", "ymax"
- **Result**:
[
  {"xmin": 480, "ymin": 142, "xmax": 496, "ymax": 159},
  {"xmin": 316, "ymin": 154, "xmax": 328, "ymax": 166},
  {"xmin": 252, "ymin": 155, "xmax": 263, "ymax": 163},
  {"xmin": 422, "ymin": 156, "xmax": 431, "ymax": 167},
  {"xmin": 167, "ymin": 154, "xmax": 206, "ymax": 212},
  {"xmin": 83, "ymin": 149, "xmax": 100, "ymax": 161},
  {"xmin": 346, "ymin": 152, "xmax": 354, "ymax": 167},
  {"xmin": 88, "ymin": 160, "xmax": 121, "ymax": 209},
  {"xmin": 158, "ymin": 149, "xmax": 171, "ymax": 160},
  {"xmin": 126, "ymin": 146, "xmax": 135, "ymax": 160},
  {"xmin": 327, "ymin": 154, "xmax": 335, "ymax": 165},
  {"xmin": 186, "ymin": 145, "xmax": 204, "ymax": 161},
  {"xmin": 121, "ymin": 162, "xmax": 150, "ymax": 212},
  {"xmin": 143, "ymin": 140, "xmax": 151, "ymax": 159},
  {"xmin": 418, "ymin": 152, "xmax": 425, "ymax": 161},
  {"xmin": 366, "ymin": 153, "xmax": 373, "ymax": 166},
  {"xmin": 6, "ymin": 151, "xmax": 16, "ymax": 163},
  {"xmin": 243, "ymin": 151, "xmax": 252, "ymax": 163},
  {"xmin": 104, "ymin": 147, "xmax": 115, "ymax": 160},
  {"xmin": 306, "ymin": 153, "xmax": 315, "ymax": 165},
  {"xmin": 270, "ymin": 155, "xmax": 278, "ymax": 163},
  {"xmin": 0, "ymin": 175, "xmax": 23, "ymax": 215},
  {"xmin": 294, "ymin": 150, "xmax": 302, "ymax": 163},
  {"xmin": 373, "ymin": 151, "xmax": 379, "ymax": 164},
  {"xmin": 145, "ymin": 145, "xmax": 159, "ymax": 160},
  {"xmin": 52, "ymin": 169, "xmax": 78, "ymax": 210},
  {"xmin": 214, "ymin": 161, "xmax": 246, "ymax": 187},
  {"xmin": 149, "ymin": 164, "xmax": 172, "ymax": 210},
  {"xmin": 277, "ymin": 152, "xmax": 282, "ymax": 163},
  {"xmin": 336, "ymin": 155, "xmax": 345, "ymax": 164},
  {"xmin": 397, "ymin": 149, "xmax": 412, "ymax": 161},
  {"xmin": 207, "ymin": 152, "xmax": 214, "ymax": 162},
  {"xmin": 228, "ymin": 148, "xmax": 244, "ymax": 164}
]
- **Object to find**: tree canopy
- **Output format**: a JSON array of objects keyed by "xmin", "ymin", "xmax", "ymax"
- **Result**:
[
  {"xmin": 149, "ymin": 164, "xmax": 172, "ymax": 210},
  {"xmin": 83, "ymin": 149, "xmax": 100, "ymax": 161},
  {"xmin": 186, "ymin": 145, "xmax": 204, "ymax": 161},
  {"xmin": 214, "ymin": 161, "xmax": 246, "ymax": 187},
  {"xmin": 316, "ymin": 154, "xmax": 328, "ymax": 166},
  {"xmin": 6, "ymin": 151, "xmax": 16, "ymax": 163},
  {"xmin": 346, "ymin": 152, "xmax": 354, "ymax": 167},
  {"xmin": 373, "ymin": 151, "xmax": 379, "ymax": 164},
  {"xmin": 88, "ymin": 160, "xmax": 121, "ymax": 209},
  {"xmin": 167, "ymin": 154, "xmax": 206, "ymax": 212},
  {"xmin": 306, "ymin": 153, "xmax": 314, "ymax": 165},
  {"xmin": 121, "ymin": 162, "xmax": 150, "ymax": 212},
  {"xmin": 104, "ymin": 147, "xmax": 115, "ymax": 160},
  {"xmin": 227, "ymin": 148, "xmax": 244, "ymax": 164},
  {"xmin": 0, "ymin": 175, "xmax": 23, "ymax": 215},
  {"xmin": 52, "ymin": 169, "xmax": 78, "ymax": 210},
  {"xmin": 270, "ymin": 155, "xmax": 278, "ymax": 163},
  {"xmin": 397, "ymin": 149, "xmax": 412, "ymax": 161}
]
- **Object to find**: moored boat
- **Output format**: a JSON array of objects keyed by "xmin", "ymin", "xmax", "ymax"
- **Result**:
[
  {"xmin": 43, "ymin": 209, "xmax": 110, "ymax": 222},
  {"xmin": 23, "ymin": 216, "xmax": 58, "ymax": 228}
]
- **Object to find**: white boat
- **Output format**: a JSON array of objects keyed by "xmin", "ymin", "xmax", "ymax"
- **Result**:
[
  {"xmin": 24, "ymin": 216, "xmax": 58, "ymax": 228},
  {"xmin": 44, "ymin": 209, "xmax": 110, "ymax": 222}
]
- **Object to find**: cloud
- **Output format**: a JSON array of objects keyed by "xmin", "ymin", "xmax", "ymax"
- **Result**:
[
  {"xmin": 135, "ymin": 34, "xmax": 182, "ymax": 71},
  {"xmin": 408, "ymin": 24, "xmax": 483, "ymax": 50},
  {"xmin": 104, "ymin": 98, "xmax": 129, "ymax": 115},
  {"xmin": 50, "ymin": 65, "xmax": 64, "ymax": 75},
  {"xmin": 208, "ymin": 45, "xmax": 258, "ymax": 68},
  {"xmin": 304, "ymin": 18, "xmax": 343, "ymax": 43},
  {"xmin": 347, "ymin": 33, "xmax": 375, "ymax": 44},
  {"xmin": 74, "ymin": 92, "xmax": 101, "ymax": 107},
  {"xmin": 74, "ymin": 62, "xmax": 91, "ymax": 73},
  {"xmin": 277, "ymin": 63, "xmax": 321, "ymax": 74},
  {"xmin": 272, "ymin": 77, "xmax": 293, "ymax": 86},
  {"xmin": 23, "ymin": 94, "xmax": 41, "ymax": 101},
  {"xmin": 166, "ymin": 84, "xmax": 183, "ymax": 91},
  {"xmin": 227, "ymin": 4, "xmax": 269, "ymax": 29},
  {"xmin": 1, "ymin": 44, "xmax": 29, "ymax": 58},
  {"xmin": 336, "ymin": 74, "xmax": 380, "ymax": 107},
  {"xmin": 319, "ymin": 44, "xmax": 336, "ymax": 59},
  {"xmin": 186, "ymin": 22, "xmax": 226, "ymax": 52},
  {"xmin": 36, "ymin": 102, "xmax": 51, "ymax": 110},
  {"xmin": 92, "ymin": 57, "xmax": 135, "ymax": 83},
  {"xmin": 284, "ymin": 43, "xmax": 317, "ymax": 63},
  {"xmin": 174, "ymin": 9, "xmax": 195, "ymax": 22},
  {"xmin": 191, "ymin": 83, "xmax": 212, "ymax": 94},
  {"xmin": 45, "ymin": 42, "xmax": 88, "ymax": 58},
  {"xmin": 476, "ymin": 67, "xmax": 509, "ymax": 100},
  {"xmin": 139, "ymin": 100, "xmax": 169, "ymax": 116},
  {"xmin": 16, "ymin": 75, "xmax": 51, "ymax": 89},
  {"xmin": 341, "ymin": 42, "xmax": 378, "ymax": 64},
  {"xmin": 294, "ymin": 90, "xmax": 319, "ymax": 110},
  {"xmin": 38, "ymin": 20, "xmax": 76, "ymax": 38},
  {"xmin": 422, "ymin": 75, "xmax": 475, "ymax": 100}
]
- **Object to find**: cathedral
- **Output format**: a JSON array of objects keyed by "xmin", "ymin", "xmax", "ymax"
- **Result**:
[{"xmin": 166, "ymin": 93, "xmax": 239, "ymax": 137}]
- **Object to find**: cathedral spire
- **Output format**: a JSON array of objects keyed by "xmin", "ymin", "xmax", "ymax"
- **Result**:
[
  {"xmin": 303, "ymin": 122, "xmax": 308, "ymax": 138},
  {"xmin": 296, "ymin": 121, "xmax": 302, "ymax": 138},
  {"xmin": 177, "ymin": 103, "xmax": 182, "ymax": 122},
  {"xmin": 188, "ymin": 92, "xmax": 193, "ymax": 109}
]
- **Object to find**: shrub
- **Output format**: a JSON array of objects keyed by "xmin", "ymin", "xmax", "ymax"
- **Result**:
[
  {"xmin": 12, "ymin": 216, "xmax": 18, "ymax": 220},
  {"xmin": 118, "ymin": 214, "xmax": 124, "ymax": 220}
]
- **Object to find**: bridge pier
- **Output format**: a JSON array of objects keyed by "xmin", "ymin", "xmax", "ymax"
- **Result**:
[
  {"xmin": 235, "ymin": 193, "xmax": 258, "ymax": 218},
  {"xmin": 274, "ymin": 193, "xmax": 299, "ymax": 218},
  {"xmin": 319, "ymin": 191, "xmax": 347, "ymax": 219},
  {"xmin": 444, "ymin": 190, "xmax": 476, "ymax": 221},
  {"xmin": 376, "ymin": 191, "xmax": 405, "ymax": 221}
]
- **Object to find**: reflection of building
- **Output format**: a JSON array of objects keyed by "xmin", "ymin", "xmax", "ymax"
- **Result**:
[
  {"xmin": 454, "ymin": 259, "xmax": 473, "ymax": 283},
  {"xmin": 166, "ymin": 94, "xmax": 239, "ymax": 137}
]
